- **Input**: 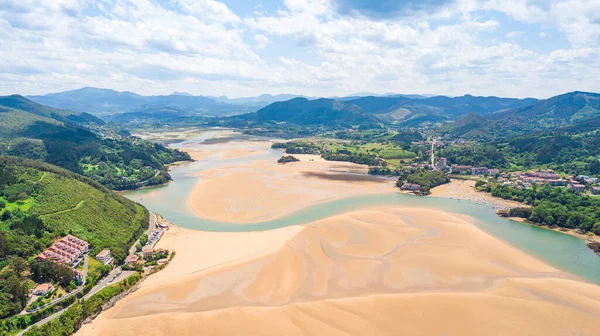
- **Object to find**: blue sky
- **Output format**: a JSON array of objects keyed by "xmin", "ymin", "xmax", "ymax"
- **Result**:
[{"xmin": 0, "ymin": 0, "xmax": 598, "ymax": 98}]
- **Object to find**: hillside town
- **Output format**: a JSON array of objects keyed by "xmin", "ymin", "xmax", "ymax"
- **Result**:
[{"xmin": 8, "ymin": 214, "xmax": 171, "ymax": 325}]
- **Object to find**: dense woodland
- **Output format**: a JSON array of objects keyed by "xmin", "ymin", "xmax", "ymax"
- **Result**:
[
  {"xmin": 396, "ymin": 171, "xmax": 450, "ymax": 193},
  {"xmin": 0, "ymin": 95, "xmax": 191, "ymax": 191},
  {"xmin": 0, "ymin": 157, "xmax": 148, "ymax": 319},
  {"xmin": 478, "ymin": 182, "xmax": 600, "ymax": 235}
]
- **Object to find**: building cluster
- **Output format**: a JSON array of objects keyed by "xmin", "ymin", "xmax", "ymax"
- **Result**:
[
  {"xmin": 493, "ymin": 170, "xmax": 600, "ymax": 193},
  {"xmin": 449, "ymin": 164, "xmax": 499, "ymax": 176},
  {"xmin": 35, "ymin": 235, "xmax": 89, "ymax": 267},
  {"xmin": 124, "ymin": 224, "xmax": 168, "ymax": 268},
  {"xmin": 125, "ymin": 247, "xmax": 169, "ymax": 267},
  {"xmin": 32, "ymin": 235, "xmax": 89, "ymax": 295}
]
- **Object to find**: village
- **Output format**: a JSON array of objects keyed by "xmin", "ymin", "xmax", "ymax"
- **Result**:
[
  {"xmin": 400, "ymin": 154, "xmax": 600, "ymax": 196},
  {"xmin": 20, "ymin": 213, "xmax": 171, "ymax": 317}
]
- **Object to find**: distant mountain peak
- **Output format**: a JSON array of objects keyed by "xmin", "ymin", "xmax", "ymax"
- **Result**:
[{"xmin": 170, "ymin": 91, "xmax": 193, "ymax": 96}]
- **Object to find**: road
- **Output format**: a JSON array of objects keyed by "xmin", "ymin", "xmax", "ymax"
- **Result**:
[
  {"xmin": 129, "ymin": 211, "xmax": 157, "ymax": 255},
  {"xmin": 17, "ymin": 308, "xmax": 67, "ymax": 336},
  {"xmin": 17, "ymin": 213, "xmax": 154, "ymax": 335},
  {"xmin": 17, "ymin": 267, "xmax": 135, "ymax": 336},
  {"xmin": 430, "ymin": 138, "xmax": 436, "ymax": 168},
  {"xmin": 84, "ymin": 267, "xmax": 135, "ymax": 299},
  {"xmin": 20, "ymin": 255, "xmax": 89, "ymax": 315}
]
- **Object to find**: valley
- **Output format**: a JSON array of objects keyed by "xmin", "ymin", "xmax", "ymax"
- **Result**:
[
  {"xmin": 2, "ymin": 90, "xmax": 600, "ymax": 336},
  {"xmin": 72, "ymin": 131, "xmax": 600, "ymax": 336},
  {"xmin": 3, "ymin": 2, "xmax": 600, "ymax": 335}
]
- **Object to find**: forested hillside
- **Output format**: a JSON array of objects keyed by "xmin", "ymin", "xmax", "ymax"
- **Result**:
[
  {"xmin": 439, "ymin": 91, "xmax": 600, "ymax": 140},
  {"xmin": 0, "ymin": 95, "xmax": 191, "ymax": 190},
  {"xmin": 0, "ymin": 157, "xmax": 148, "ymax": 318},
  {"xmin": 0, "ymin": 157, "xmax": 148, "ymax": 260},
  {"xmin": 218, "ymin": 97, "xmax": 383, "ymax": 131}
]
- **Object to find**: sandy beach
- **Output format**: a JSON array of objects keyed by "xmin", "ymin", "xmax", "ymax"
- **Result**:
[
  {"xmin": 76, "ymin": 137, "xmax": 600, "ymax": 336},
  {"xmin": 187, "ymin": 141, "xmax": 395, "ymax": 223},
  {"xmin": 431, "ymin": 179, "xmax": 525, "ymax": 209},
  {"xmin": 77, "ymin": 207, "xmax": 600, "ymax": 336}
]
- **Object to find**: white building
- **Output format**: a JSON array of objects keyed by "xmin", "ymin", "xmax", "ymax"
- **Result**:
[{"xmin": 95, "ymin": 249, "xmax": 113, "ymax": 265}]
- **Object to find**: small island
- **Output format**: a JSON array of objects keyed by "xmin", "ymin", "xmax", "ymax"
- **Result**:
[
  {"xmin": 277, "ymin": 155, "xmax": 300, "ymax": 164},
  {"xmin": 396, "ymin": 171, "xmax": 450, "ymax": 195}
]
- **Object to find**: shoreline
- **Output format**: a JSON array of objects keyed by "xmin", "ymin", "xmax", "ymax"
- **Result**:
[
  {"xmin": 432, "ymin": 179, "xmax": 600, "ymax": 252},
  {"xmin": 185, "ymin": 144, "xmax": 396, "ymax": 224},
  {"xmin": 74, "ymin": 205, "xmax": 600, "ymax": 336},
  {"xmin": 507, "ymin": 216, "xmax": 600, "ymax": 247},
  {"xmin": 77, "ymin": 136, "xmax": 600, "ymax": 336}
]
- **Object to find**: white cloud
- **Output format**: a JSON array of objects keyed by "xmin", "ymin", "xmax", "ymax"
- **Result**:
[
  {"xmin": 0, "ymin": 0, "xmax": 598, "ymax": 98},
  {"xmin": 177, "ymin": 0, "xmax": 241, "ymax": 23},
  {"xmin": 506, "ymin": 31, "xmax": 525, "ymax": 39},
  {"xmin": 254, "ymin": 34, "xmax": 270, "ymax": 49}
]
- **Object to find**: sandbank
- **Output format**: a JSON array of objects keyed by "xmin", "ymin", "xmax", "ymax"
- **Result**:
[
  {"xmin": 182, "ymin": 140, "xmax": 272, "ymax": 161},
  {"xmin": 76, "ymin": 207, "xmax": 600, "ymax": 336},
  {"xmin": 187, "ymin": 144, "xmax": 395, "ymax": 223}
]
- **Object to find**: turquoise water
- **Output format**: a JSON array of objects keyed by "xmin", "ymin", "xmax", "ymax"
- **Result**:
[{"xmin": 124, "ymin": 135, "xmax": 600, "ymax": 285}]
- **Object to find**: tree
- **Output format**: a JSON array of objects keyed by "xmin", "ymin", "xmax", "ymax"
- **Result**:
[
  {"xmin": 9, "ymin": 257, "xmax": 28, "ymax": 278},
  {"xmin": 0, "ymin": 232, "xmax": 11, "ymax": 258},
  {"xmin": 1, "ymin": 209, "xmax": 12, "ymax": 221}
]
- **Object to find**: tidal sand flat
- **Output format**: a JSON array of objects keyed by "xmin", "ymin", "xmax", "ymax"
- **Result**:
[
  {"xmin": 182, "ymin": 140, "xmax": 273, "ymax": 161},
  {"xmin": 76, "ymin": 207, "xmax": 600, "ymax": 336},
  {"xmin": 188, "ymin": 142, "xmax": 394, "ymax": 223},
  {"xmin": 431, "ymin": 179, "xmax": 524, "ymax": 209}
]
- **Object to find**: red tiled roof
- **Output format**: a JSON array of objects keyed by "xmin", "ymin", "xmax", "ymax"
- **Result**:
[{"xmin": 33, "ymin": 283, "xmax": 54, "ymax": 292}]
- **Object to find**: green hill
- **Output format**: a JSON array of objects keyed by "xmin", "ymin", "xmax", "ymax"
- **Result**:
[
  {"xmin": 438, "ymin": 112, "xmax": 490, "ymax": 139},
  {"xmin": 222, "ymin": 98, "xmax": 382, "ymax": 129},
  {"xmin": 439, "ymin": 92, "xmax": 600, "ymax": 140},
  {"xmin": 346, "ymin": 94, "xmax": 537, "ymax": 126},
  {"xmin": 0, "ymin": 156, "xmax": 147, "ymax": 260},
  {"xmin": 0, "ymin": 157, "xmax": 148, "ymax": 318},
  {"xmin": 0, "ymin": 95, "xmax": 190, "ymax": 190},
  {"xmin": 490, "ymin": 91, "xmax": 600, "ymax": 129}
]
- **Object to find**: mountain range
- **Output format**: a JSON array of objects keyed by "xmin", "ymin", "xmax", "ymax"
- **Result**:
[
  {"xmin": 22, "ymin": 88, "xmax": 600, "ymax": 139},
  {"xmin": 440, "ymin": 91, "xmax": 600, "ymax": 139},
  {"xmin": 27, "ymin": 87, "xmax": 511, "ymax": 126},
  {"xmin": 27, "ymin": 87, "xmax": 255, "ymax": 118}
]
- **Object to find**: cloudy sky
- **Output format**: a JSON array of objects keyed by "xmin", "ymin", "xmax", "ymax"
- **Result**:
[{"xmin": 0, "ymin": 0, "xmax": 598, "ymax": 98}]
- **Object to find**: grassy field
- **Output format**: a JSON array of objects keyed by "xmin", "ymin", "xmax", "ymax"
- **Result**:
[
  {"xmin": 324, "ymin": 142, "xmax": 416, "ymax": 167},
  {"xmin": 0, "ymin": 196, "xmax": 34, "ymax": 214}
]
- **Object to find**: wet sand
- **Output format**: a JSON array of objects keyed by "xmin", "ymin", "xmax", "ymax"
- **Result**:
[
  {"xmin": 183, "ymin": 140, "xmax": 272, "ymax": 161},
  {"xmin": 76, "ymin": 207, "xmax": 600, "ymax": 336},
  {"xmin": 188, "ymin": 144, "xmax": 395, "ymax": 223},
  {"xmin": 76, "ymin": 139, "xmax": 600, "ymax": 336},
  {"xmin": 431, "ymin": 179, "xmax": 525, "ymax": 209}
]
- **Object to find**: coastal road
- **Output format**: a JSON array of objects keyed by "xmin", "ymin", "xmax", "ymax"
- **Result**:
[
  {"xmin": 17, "ymin": 308, "xmax": 67, "ymax": 336},
  {"xmin": 129, "ymin": 211, "xmax": 158, "ymax": 255},
  {"xmin": 84, "ymin": 267, "xmax": 135, "ymax": 299},
  {"xmin": 16, "ymin": 267, "xmax": 134, "ymax": 336}
]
